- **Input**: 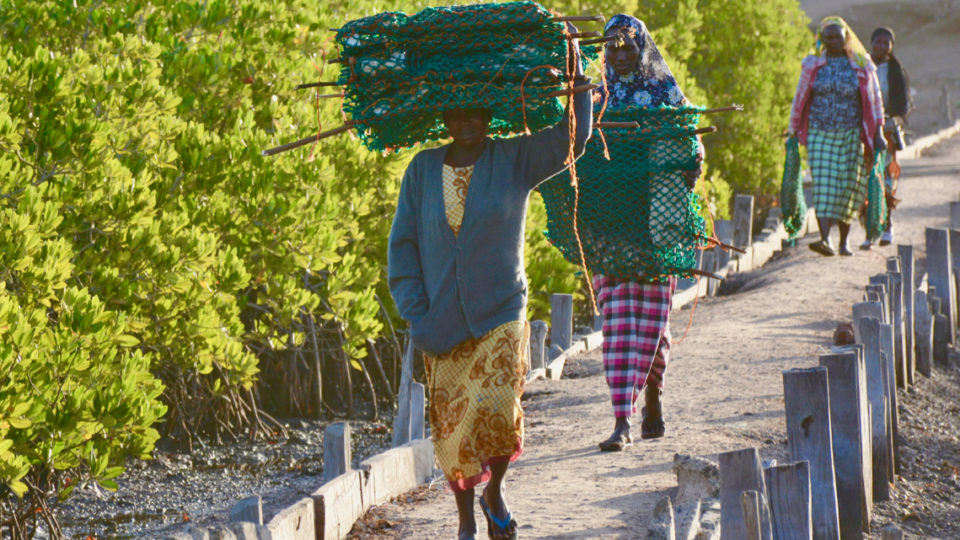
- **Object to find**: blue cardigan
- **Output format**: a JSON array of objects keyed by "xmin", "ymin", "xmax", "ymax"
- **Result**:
[{"xmin": 388, "ymin": 89, "xmax": 593, "ymax": 355}]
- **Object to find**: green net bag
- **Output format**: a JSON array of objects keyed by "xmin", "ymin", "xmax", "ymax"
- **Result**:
[
  {"xmin": 780, "ymin": 135, "xmax": 807, "ymax": 240},
  {"xmin": 335, "ymin": 1, "xmax": 585, "ymax": 152},
  {"xmin": 538, "ymin": 105, "xmax": 707, "ymax": 281},
  {"xmin": 864, "ymin": 149, "xmax": 888, "ymax": 241}
]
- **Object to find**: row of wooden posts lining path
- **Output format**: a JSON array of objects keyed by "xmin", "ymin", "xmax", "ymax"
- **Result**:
[{"xmin": 171, "ymin": 123, "xmax": 960, "ymax": 539}]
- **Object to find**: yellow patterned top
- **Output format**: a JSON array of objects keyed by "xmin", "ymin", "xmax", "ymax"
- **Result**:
[{"xmin": 442, "ymin": 164, "xmax": 474, "ymax": 237}]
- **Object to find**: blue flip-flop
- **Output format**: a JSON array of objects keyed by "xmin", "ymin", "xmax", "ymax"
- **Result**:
[{"xmin": 479, "ymin": 495, "xmax": 518, "ymax": 540}]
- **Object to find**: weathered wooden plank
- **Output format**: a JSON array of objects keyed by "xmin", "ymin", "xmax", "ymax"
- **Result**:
[
  {"xmin": 359, "ymin": 445, "xmax": 418, "ymax": 507},
  {"xmin": 733, "ymin": 194, "xmax": 754, "ymax": 250},
  {"xmin": 852, "ymin": 302, "xmax": 884, "ymax": 344},
  {"xmin": 819, "ymin": 352, "xmax": 871, "ymax": 537},
  {"xmin": 550, "ymin": 293, "xmax": 574, "ymax": 352},
  {"xmin": 410, "ymin": 382, "xmax": 425, "ymax": 441},
  {"xmin": 930, "ymin": 291, "xmax": 950, "ymax": 364},
  {"xmin": 951, "ymin": 201, "xmax": 960, "ymax": 230},
  {"xmin": 764, "ymin": 461, "xmax": 813, "ymax": 540},
  {"xmin": 885, "ymin": 263, "xmax": 907, "ymax": 389},
  {"xmin": 260, "ymin": 497, "xmax": 314, "ymax": 540},
  {"xmin": 856, "ymin": 317, "xmax": 890, "ymax": 500},
  {"xmin": 715, "ymin": 220, "xmax": 734, "ymax": 269},
  {"xmin": 230, "ymin": 495, "xmax": 263, "ymax": 525},
  {"xmin": 782, "ymin": 368, "xmax": 840, "ymax": 539},
  {"xmin": 323, "ymin": 423, "xmax": 352, "ymax": 484},
  {"xmin": 898, "ymin": 245, "xmax": 916, "ymax": 385},
  {"xmin": 719, "ymin": 448, "xmax": 772, "ymax": 540},
  {"xmin": 925, "ymin": 228, "xmax": 955, "ymax": 342},
  {"xmin": 879, "ymin": 324, "xmax": 901, "ymax": 477},
  {"xmin": 392, "ymin": 340, "xmax": 415, "ymax": 447},
  {"xmin": 914, "ymin": 289, "xmax": 933, "ymax": 376},
  {"xmin": 312, "ymin": 472, "xmax": 364, "ymax": 540},
  {"xmin": 741, "ymin": 490, "xmax": 762, "ymax": 540},
  {"xmin": 529, "ymin": 320, "xmax": 548, "ymax": 371}
]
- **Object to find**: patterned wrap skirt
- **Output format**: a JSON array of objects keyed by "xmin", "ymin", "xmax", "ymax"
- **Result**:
[
  {"xmin": 424, "ymin": 321, "xmax": 529, "ymax": 492},
  {"xmin": 808, "ymin": 128, "xmax": 867, "ymax": 222},
  {"xmin": 593, "ymin": 275, "xmax": 677, "ymax": 418}
]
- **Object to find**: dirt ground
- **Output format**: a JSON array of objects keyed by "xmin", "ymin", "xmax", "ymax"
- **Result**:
[{"xmin": 346, "ymin": 131, "xmax": 960, "ymax": 539}]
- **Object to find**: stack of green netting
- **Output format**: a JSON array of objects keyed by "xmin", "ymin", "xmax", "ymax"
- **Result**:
[
  {"xmin": 538, "ymin": 105, "xmax": 707, "ymax": 281},
  {"xmin": 864, "ymin": 149, "xmax": 888, "ymax": 241},
  {"xmin": 780, "ymin": 135, "xmax": 807, "ymax": 240},
  {"xmin": 335, "ymin": 1, "xmax": 577, "ymax": 152}
]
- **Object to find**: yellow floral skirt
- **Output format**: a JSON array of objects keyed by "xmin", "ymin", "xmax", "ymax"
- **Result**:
[{"xmin": 424, "ymin": 321, "xmax": 529, "ymax": 491}]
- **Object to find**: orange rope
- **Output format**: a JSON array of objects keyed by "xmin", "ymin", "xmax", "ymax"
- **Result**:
[{"xmin": 561, "ymin": 31, "xmax": 598, "ymax": 315}]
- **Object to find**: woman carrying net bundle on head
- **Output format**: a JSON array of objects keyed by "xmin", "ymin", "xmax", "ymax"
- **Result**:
[
  {"xmin": 387, "ymin": 24, "xmax": 593, "ymax": 540},
  {"xmin": 590, "ymin": 14, "xmax": 703, "ymax": 452},
  {"xmin": 788, "ymin": 16, "xmax": 886, "ymax": 257}
]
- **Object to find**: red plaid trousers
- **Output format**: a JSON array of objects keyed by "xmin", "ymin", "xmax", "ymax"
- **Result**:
[{"xmin": 593, "ymin": 275, "xmax": 676, "ymax": 418}]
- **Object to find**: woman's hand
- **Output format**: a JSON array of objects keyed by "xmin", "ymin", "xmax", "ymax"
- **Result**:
[{"xmin": 874, "ymin": 125, "xmax": 888, "ymax": 153}]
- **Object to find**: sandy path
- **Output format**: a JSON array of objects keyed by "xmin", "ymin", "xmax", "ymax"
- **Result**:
[{"xmin": 352, "ymin": 136, "xmax": 960, "ymax": 539}]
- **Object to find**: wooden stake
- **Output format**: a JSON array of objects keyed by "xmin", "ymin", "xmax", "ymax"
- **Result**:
[
  {"xmin": 579, "ymin": 35, "xmax": 619, "ymax": 46},
  {"xmin": 296, "ymin": 81, "xmax": 344, "ymax": 90},
  {"xmin": 261, "ymin": 124, "xmax": 353, "ymax": 157},
  {"xmin": 546, "ymin": 83, "xmax": 601, "ymax": 98},
  {"xmin": 689, "ymin": 268, "xmax": 724, "ymax": 281},
  {"xmin": 697, "ymin": 234, "xmax": 748, "ymax": 254},
  {"xmin": 595, "ymin": 121, "xmax": 639, "ymax": 129},
  {"xmin": 551, "ymin": 15, "xmax": 605, "ymax": 23},
  {"xmin": 694, "ymin": 126, "xmax": 718, "ymax": 135},
  {"xmin": 566, "ymin": 31, "xmax": 600, "ymax": 39},
  {"xmin": 701, "ymin": 105, "xmax": 745, "ymax": 114}
]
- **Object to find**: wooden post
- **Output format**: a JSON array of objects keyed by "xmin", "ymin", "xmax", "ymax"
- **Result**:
[
  {"xmin": 930, "ymin": 291, "xmax": 950, "ymax": 364},
  {"xmin": 230, "ymin": 495, "xmax": 264, "ymax": 525},
  {"xmin": 550, "ymin": 293, "xmax": 574, "ymax": 353},
  {"xmin": 715, "ymin": 220, "xmax": 735, "ymax": 270},
  {"xmin": 819, "ymin": 352, "xmax": 871, "ymax": 537},
  {"xmin": 879, "ymin": 324, "xmax": 900, "ymax": 478},
  {"xmin": 885, "ymin": 262, "xmax": 907, "ymax": 389},
  {"xmin": 868, "ymin": 276, "xmax": 891, "ymax": 322},
  {"xmin": 898, "ymin": 245, "xmax": 916, "ymax": 385},
  {"xmin": 855, "ymin": 317, "xmax": 890, "ymax": 500},
  {"xmin": 323, "ymin": 422, "xmax": 352, "ymax": 483},
  {"xmin": 914, "ymin": 289, "xmax": 934, "ymax": 377},
  {"xmin": 852, "ymin": 302, "xmax": 884, "ymax": 344},
  {"xmin": 410, "ymin": 382, "xmax": 425, "ymax": 440},
  {"xmin": 392, "ymin": 339, "xmax": 414, "ymax": 447},
  {"xmin": 925, "ymin": 228, "xmax": 955, "ymax": 342},
  {"xmin": 950, "ymin": 201, "xmax": 960, "ymax": 230},
  {"xmin": 782, "ymin": 368, "xmax": 841, "ymax": 539},
  {"xmin": 741, "ymin": 490, "xmax": 763, "ymax": 540},
  {"xmin": 719, "ymin": 448, "xmax": 772, "ymax": 540},
  {"xmin": 764, "ymin": 461, "xmax": 813, "ymax": 540},
  {"xmin": 529, "ymin": 320, "xmax": 548, "ymax": 370},
  {"xmin": 733, "ymin": 194, "xmax": 755, "ymax": 250}
]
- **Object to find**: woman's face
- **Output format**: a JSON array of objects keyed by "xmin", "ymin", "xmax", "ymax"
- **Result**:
[
  {"xmin": 871, "ymin": 33, "xmax": 893, "ymax": 61},
  {"xmin": 821, "ymin": 24, "xmax": 847, "ymax": 56},
  {"xmin": 604, "ymin": 27, "xmax": 641, "ymax": 77},
  {"xmin": 443, "ymin": 108, "xmax": 490, "ymax": 149}
]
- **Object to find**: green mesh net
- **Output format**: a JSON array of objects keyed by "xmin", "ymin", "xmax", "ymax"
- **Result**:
[
  {"xmin": 335, "ymin": 1, "xmax": 584, "ymax": 152},
  {"xmin": 780, "ymin": 136, "xmax": 807, "ymax": 240},
  {"xmin": 864, "ymin": 149, "xmax": 888, "ymax": 241},
  {"xmin": 538, "ymin": 105, "xmax": 707, "ymax": 281}
]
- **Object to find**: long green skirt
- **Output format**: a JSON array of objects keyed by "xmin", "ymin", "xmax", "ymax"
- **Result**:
[{"xmin": 808, "ymin": 128, "xmax": 866, "ymax": 222}]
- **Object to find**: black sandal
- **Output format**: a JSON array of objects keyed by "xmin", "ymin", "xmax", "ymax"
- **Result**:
[{"xmin": 808, "ymin": 240, "xmax": 836, "ymax": 257}]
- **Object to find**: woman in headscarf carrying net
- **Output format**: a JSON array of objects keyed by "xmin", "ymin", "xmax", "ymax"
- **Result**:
[
  {"xmin": 590, "ymin": 14, "xmax": 703, "ymax": 452},
  {"xmin": 788, "ymin": 16, "xmax": 886, "ymax": 256},
  {"xmin": 388, "ymin": 24, "xmax": 593, "ymax": 540}
]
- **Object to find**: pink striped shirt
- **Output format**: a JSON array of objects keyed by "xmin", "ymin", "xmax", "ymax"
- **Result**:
[{"xmin": 789, "ymin": 54, "xmax": 885, "ymax": 152}]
